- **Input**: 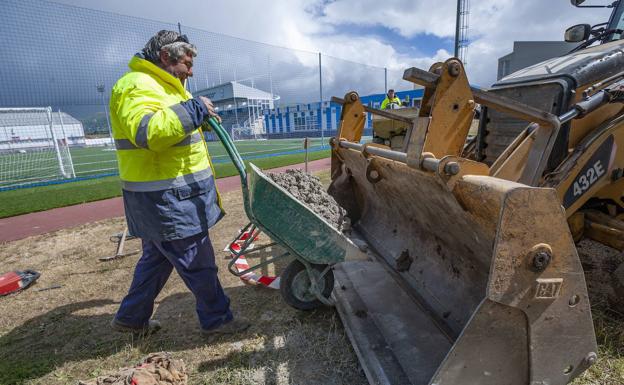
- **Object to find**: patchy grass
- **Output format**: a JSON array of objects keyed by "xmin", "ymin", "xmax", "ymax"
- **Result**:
[
  {"xmin": 0, "ymin": 182, "xmax": 365, "ymax": 385},
  {"xmin": 572, "ymin": 240, "xmax": 624, "ymax": 385},
  {"xmin": 0, "ymin": 150, "xmax": 330, "ymax": 218},
  {"xmin": 572, "ymin": 305, "xmax": 624, "ymax": 384}
]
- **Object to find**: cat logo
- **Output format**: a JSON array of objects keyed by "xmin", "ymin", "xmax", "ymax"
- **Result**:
[{"xmin": 534, "ymin": 278, "xmax": 563, "ymax": 299}]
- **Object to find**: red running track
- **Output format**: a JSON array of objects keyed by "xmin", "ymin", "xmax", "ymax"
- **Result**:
[{"xmin": 0, "ymin": 158, "xmax": 331, "ymax": 243}]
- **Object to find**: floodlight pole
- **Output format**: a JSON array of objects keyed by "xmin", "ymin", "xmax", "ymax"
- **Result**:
[
  {"xmin": 268, "ymin": 54, "xmax": 274, "ymax": 104},
  {"xmin": 97, "ymin": 84, "xmax": 113, "ymax": 146},
  {"xmin": 384, "ymin": 67, "xmax": 388, "ymax": 93}
]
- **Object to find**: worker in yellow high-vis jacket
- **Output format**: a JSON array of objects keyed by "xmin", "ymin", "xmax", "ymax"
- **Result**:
[
  {"xmin": 109, "ymin": 30, "xmax": 249, "ymax": 337},
  {"xmin": 380, "ymin": 89, "xmax": 402, "ymax": 110}
]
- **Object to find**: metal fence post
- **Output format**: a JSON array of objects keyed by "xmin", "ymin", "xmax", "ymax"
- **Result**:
[
  {"xmin": 319, "ymin": 52, "xmax": 324, "ymax": 148},
  {"xmin": 177, "ymin": 22, "xmax": 193, "ymax": 92},
  {"xmin": 304, "ymin": 137, "xmax": 309, "ymax": 173}
]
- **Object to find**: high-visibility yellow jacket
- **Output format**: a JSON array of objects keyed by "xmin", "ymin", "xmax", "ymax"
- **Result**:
[
  {"xmin": 110, "ymin": 55, "xmax": 214, "ymax": 192},
  {"xmin": 380, "ymin": 96, "xmax": 401, "ymax": 110},
  {"xmin": 110, "ymin": 55, "xmax": 224, "ymax": 241}
]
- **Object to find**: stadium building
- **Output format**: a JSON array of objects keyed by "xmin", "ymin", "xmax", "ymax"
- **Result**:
[
  {"xmin": 193, "ymin": 84, "xmax": 423, "ymax": 140},
  {"xmin": 262, "ymin": 89, "xmax": 424, "ymax": 139},
  {"xmin": 195, "ymin": 81, "xmax": 275, "ymax": 140},
  {"xmin": 0, "ymin": 109, "xmax": 85, "ymax": 151}
]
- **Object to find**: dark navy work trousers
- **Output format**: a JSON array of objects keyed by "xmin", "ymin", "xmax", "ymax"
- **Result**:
[{"xmin": 115, "ymin": 232, "xmax": 232, "ymax": 330}]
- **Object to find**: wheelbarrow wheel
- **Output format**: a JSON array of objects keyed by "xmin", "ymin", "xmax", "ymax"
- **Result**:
[{"xmin": 280, "ymin": 259, "xmax": 334, "ymax": 310}]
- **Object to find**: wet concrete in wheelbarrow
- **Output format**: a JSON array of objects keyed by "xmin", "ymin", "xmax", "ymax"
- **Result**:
[{"xmin": 268, "ymin": 169, "xmax": 346, "ymax": 230}]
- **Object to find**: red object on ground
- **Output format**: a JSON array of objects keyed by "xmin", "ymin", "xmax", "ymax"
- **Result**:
[
  {"xmin": 0, "ymin": 158, "xmax": 331, "ymax": 243},
  {"xmin": 0, "ymin": 270, "xmax": 40, "ymax": 295},
  {"xmin": 0, "ymin": 272, "xmax": 21, "ymax": 295}
]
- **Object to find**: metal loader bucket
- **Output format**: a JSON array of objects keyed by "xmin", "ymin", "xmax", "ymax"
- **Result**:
[
  {"xmin": 327, "ymin": 59, "xmax": 598, "ymax": 384},
  {"xmin": 329, "ymin": 147, "xmax": 598, "ymax": 385}
]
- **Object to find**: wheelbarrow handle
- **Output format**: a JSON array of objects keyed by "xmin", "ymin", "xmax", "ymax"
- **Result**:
[{"xmin": 207, "ymin": 117, "xmax": 247, "ymax": 185}]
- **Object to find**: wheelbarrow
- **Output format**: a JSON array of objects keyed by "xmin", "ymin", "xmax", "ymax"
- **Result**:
[{"xmin": 207, "ymin": 117, "xmax": 352, "ymax": 310}]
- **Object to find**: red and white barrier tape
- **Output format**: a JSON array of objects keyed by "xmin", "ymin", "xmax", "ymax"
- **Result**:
[
  {"xmin": 232, "ymin": 254, "xmax": 280, "ymax": 289},
  {"xmin": 224, "ymin": 229, "xmax": 280, "ymax": 289},
  {"xmin": 222, "ymin": 228, "xmax": 257, "ymax": 252}
]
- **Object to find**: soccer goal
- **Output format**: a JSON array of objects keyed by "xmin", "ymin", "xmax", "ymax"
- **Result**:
[
  {"xmin": 0, "ymin": 107, "xmax": 76, "ymax": 190},
  {"xmin": 231, "ymin": 120, "xmax": 268, "ymax": 141}
]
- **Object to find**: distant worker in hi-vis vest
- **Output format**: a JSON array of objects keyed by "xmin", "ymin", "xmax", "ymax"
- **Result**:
[
  {"xmin": 380, "ymin": 89, "xmax": 402, "ymax": 110},
  {"xmin": 109, "ymin": 30, "xmax": 249, "ymax": 336}
]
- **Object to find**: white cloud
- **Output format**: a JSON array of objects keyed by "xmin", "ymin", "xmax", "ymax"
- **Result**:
[
  {"xmin": 53, "ymin": 0, "xmax": 615, "ymax": 87},
  {"xmin": 321, "ymin": 0, "xmax": 458, "ymax": 38},
  {"xmin": 465, "ymin": 1, "xmax": 612, "ymax": 84},
  {"xmin": 318, "ymin": 0, "xmax": 613, "ymax": 85}
]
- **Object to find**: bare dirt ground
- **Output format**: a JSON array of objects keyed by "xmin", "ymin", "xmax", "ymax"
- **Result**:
[{"xmin": 0, "ymin": 171, "xmax": 366, "ymax": 385}]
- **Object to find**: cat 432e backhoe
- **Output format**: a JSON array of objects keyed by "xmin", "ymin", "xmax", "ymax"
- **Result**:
[{"xmin": 327, "ymin": 1, "xmax": 624, "ymax": 384}]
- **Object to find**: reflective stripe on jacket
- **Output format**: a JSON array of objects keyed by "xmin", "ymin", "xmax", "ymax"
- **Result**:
[{"xmin": 110, "ymin": 55, "xmax": 213, "ymax": 192}]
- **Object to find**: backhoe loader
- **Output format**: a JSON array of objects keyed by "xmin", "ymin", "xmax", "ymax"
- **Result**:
[{"xmin": 326, "ymin": 0, "xmax": 624, "ymax": 384}]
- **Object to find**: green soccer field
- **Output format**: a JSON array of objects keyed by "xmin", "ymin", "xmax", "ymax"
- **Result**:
[
  {"xmin": 0, "ymin": 137, "xmax": 332, "ymax": 218},
  {"xmin": 0, "ymin": 137, "xmax": 329, "ymax": 188},
  {"xmin": 71, "ymin": 137, "xmax": 330, "ymax": 176}
]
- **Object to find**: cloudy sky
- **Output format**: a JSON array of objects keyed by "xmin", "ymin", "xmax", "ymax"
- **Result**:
[
  {"xmin": 53, "ymin": 0, "xmax": 613, "ymax": 86},
  {"xmin": 0, "ymin": 0, "xmax": 617, "ymax": 111}
]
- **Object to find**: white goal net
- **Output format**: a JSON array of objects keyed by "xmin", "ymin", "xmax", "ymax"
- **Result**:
[
  {"xmin": 0, "ymin": 107, "xmax": 76, "ymax": 190},
  {"xmin": 231, "ymin": 118, "xmax": 268, "ymax": 141}
]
